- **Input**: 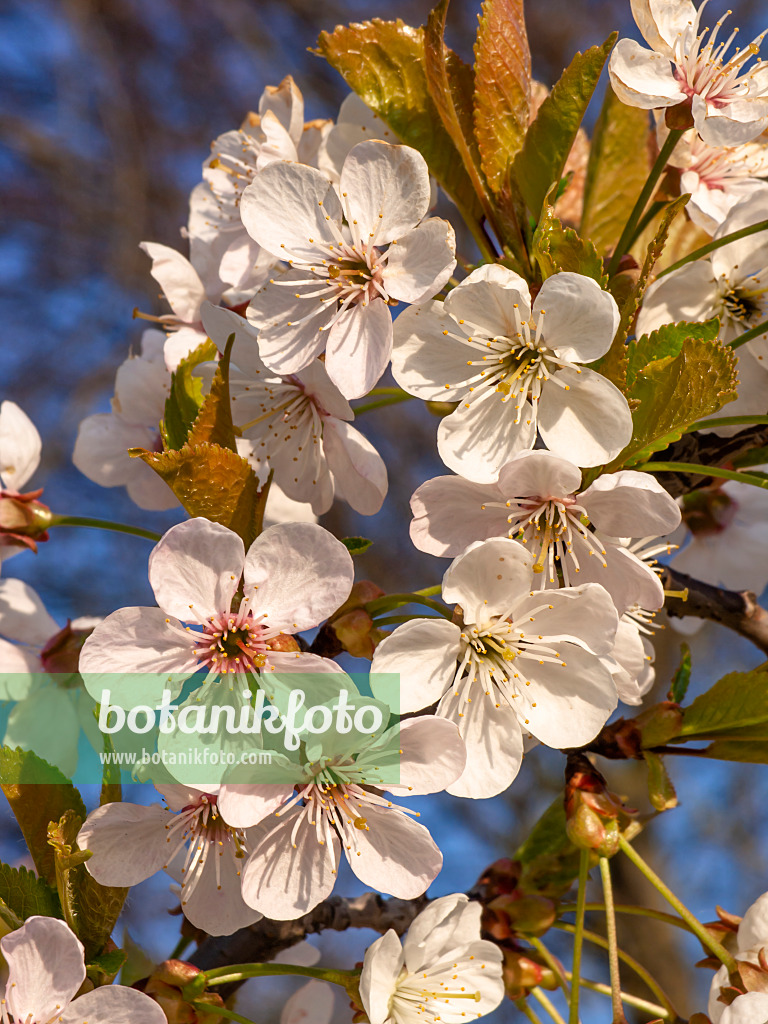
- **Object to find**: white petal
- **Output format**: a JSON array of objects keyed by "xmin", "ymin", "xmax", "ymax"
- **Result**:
[
  {"xmin": 537, "ymin": 366, "xmax": 633, "ymax": 467},
  {"xmin": 323, "ymin": 418, "xmax": 388, "ymax": 515},
  {"xmin": 711, "ymin": 190, "xmax": 768, "ymax": 281},
  {"xmin": 61, "ymin": 985, "xmax": 167, "ymax": 1024},
  {"xmin": 177, "ymin": 844, "xmax": 262, "ymax": 936},
  {"xmin": 259, "ymin": 76, "xmax": 304, "ymax": 145},
  {"xmin": 258, "ymin": 110, "xmax": 300, "ymax": 166},
  {"xmin": 0, "ymin": 577, "xmax": 58, "ymax": 646},
  {"xmin": 409, "ymin": 475, "xmax": 509, "ymax": 556},
  {"xmin": 360, "ymin": 930, "xmax": 405, "ymax": 1024},
  {"xmin": 442, "ymin": 537, "xmax": 534, "ymax": 623},
  {"xmin": 113, "ymin": 348, "xmax": 170, "ymax": 427},
  {"xmin": 371, "ymin": 617, "xmax": 461, "ymax": 714},
  {"xmin": 534, "ymin": 273, "xmax": 619, "ymax": 363},
  {"xmin": 695, "ymin": 98, "xmax": 768, "ymax": 148},
  {"xmin": 126, "ymin": 465, "xmax": 179, "ymax": 512},
  {"xmin": 497, "ymin": 449, "xmax": 583, "ymax": 498},
  {"xmin": 439, "ymin": 689, "xmax": 524, "ymax": 799},
  {"xmin": 73, "ymin": 414, "xmax": 158, "ymax": 489},
  {"xmin": 608, "ymin": 39, "xmax": 686, "ymax": 108},
  {"xmin": 164, "ymin": 327, "xmax": 208, "ymax": 371},
  {"xmin": 2, "ymin": 917, "xmax": 84, "ymax": 1023},
  {"xmin": 438, "ymin": 388, "xmax": 536, "ymax": 483},
  {"xmin": 246, "ymin": 274, "xmax": 329, "ymax": 376},
  {"xmin": 402, "ymin": 894, "xmax": 478, "ymax": 969},
  {"xmin": 349, "ymin": 802, "xmax": 442, "ymax": 899},
  {"xmin": 218, "ymin": 784, "xmax": 294, "ymax": 828},
  {"xmin": 295, "ymin": 360, "xmax": 353, "ymax": 421},
  {"xmin": 264, "ymin": 483, "xmax": 318, "ymax": 527},
  {"xmin": 391, "ymin": 301, "xmax": 477, "ymax": 401},
  {"xmin": 243, "ymin": 522, "xmax": 353, "ymax": 631},
  {"xmin": 443, "ymin": 263, "xmax": 531, "ymax": 337},
  {"xmin": 340, "ymin": 141, "xmax": 430, "ymax": 243},
  {"xmin": 630, "ymin": 0, "xmax": 696, "ymax": 55},
  {"xmin": 393, "ymin": 715, "xmax": 466, "ymax": 795},
  {"xmin": 325, "ymin": 299, "xmax": 393, "ymax": 400},
  {"xmin": 139, "ymin": 242, "xmax": 206, "ymax": 323},
  {"xmin": 574, "ymin": 538, "xmax": 665, "ymax": 614},
  {"xmin": 382, "ymin": 218, "xmax": 456, "ymax": 303},
  {"xmin": 0, "ymin": 402, "xmax": 41, "ymax": 491},
  {"xmin": 77, "ymin": 802, "xmax": 173, "ymax": 885},
  {"xmin": 635, "ymin": 261, "xmax": 718, "ymax": 339},
  {"xmin": 200, "ymin": 302, "xmax": 268, "ymax": 378},
  {"xmin": 581, "ymin": 469, "xmax": 681, "ymax": 535},
  {"xmin": 720, "ymin": 993, "xmax": 768, "ymax": 1024},
  {"xmin": 5, "ymin": 686, "xmax": 80, "ymax": 778},
  {"xmin": 515, "ymin": 583, "xmax": 619, "ymax": 656},
  {"xmin": 0, "ymin": 641, "xmax": 41, "ymax": 699},
  {"xmin": 280, "ymin": 980, "xmax": 336, "ymax": 1024},
  {"xmin": 149, "ymin": 517, "xmax": 245, "ymax": 622},
  {"xmin": 241, "ymin": 808, "xmax": 341, "ymax": 919},
  {"xmin": 738, "ymin": 892, "xmax": 768, "ymax": 954}
]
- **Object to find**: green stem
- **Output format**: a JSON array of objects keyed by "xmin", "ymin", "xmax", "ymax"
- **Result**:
[
  {"xmin": 618, "ymin": 836, "xmax": 737, "ymax": 972},
  {"xmin": 688, "ymin": 415, "xmax": 768, "ymax": 430},
  {"xmin": 192, "ymin": 1003, "xmax": 256, "ymax": 1024},
  {"xmin": 516, "ymin": 999, "xmax": 547, "ymax": 1024},
  {"xmin": 366, "ymin": 592, "xmax": 453, "ymax": 620},
  {"xmin": 413, "ymin": 584, "xmax": 443, "ymax": 597},
  {"xmin": 655, "ymin": 217, "xmax": 768, "ymax": 280},
  {"xmin": 49, "ymin": 514, "xmax": 162, "ymax": 542},
  {"xmin": 531, "ymin": 987, "xmax": 567, "ymax": 1024},
  {"xmin": 729, "ymin": 317, "xmax": 768, "ymax": 351},
  {"xmin": 599, "ymin": 856, "xmax": 627, "ymax": 1024},
  {"xmin": 633, "ymin": 462, "xmax": 768, "ymax": 489},
  {"xmin": 564, "ymin": 974, "xmax": 670, "ymax": 1019},
  {"xmin": 528, "ymin": 935, "xmax": 570, "ymax": 1000},
  {"xmin": 559, "ymin": 902, "xmax": 692, "ymax": 932},
  {"xmin": 170, "ymin": 934, "xmax": 193, "ymax": 960},
  {"xmin": 569, "ymin": 848, "xmax": 590, "ymax": 1024},
  {"xmin": 607, "ymin": 129, "xmax": 684, "ymax": 278},
  {"xmin": 200, "ymin": 963, "xmax": 355, "ymax": 989},
  {"xmin": 352, "ymin": 391, "xmax": 415, "ymax": 415}
]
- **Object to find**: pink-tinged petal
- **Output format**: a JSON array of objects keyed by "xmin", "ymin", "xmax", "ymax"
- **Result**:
[
  {"xmin": 695, "ymin": 96, "xmax": 768, "ymax": 148},
  {"xmin": 77, "ymin": 802, "xmax": 172, "ymax": 886},
  {"xmin": 360, "ymin": 930, "xmax": 405, "ymax": 1024},
  {"xmin": 240, "ymin": 162, "xmax": 342, "ymax": 261},
  {"xmin": 61, "ymin": 985, "xmax": 167, "ymax": 1024},
  {"xmin": 0, "ymin": 401, "xmax": 41, "ymax": 491},
  {"xmin": 513, "ymin": 644, "xmax": 618, "ymax": 748},
  {"xmin": 78, "ymin": 606, "xmax": 198, "ymax": 694},
  {"xmin": 410, "ymin": 475, "xmax": 509, "ymax": 556},
  {"xmin": 438, "ymin": 388, "xmax": 537, "ymax": 483},
  {"xmin": 608, "ymin": 39, "xmax": 686, "ymax": 108},
  {"xmin": 243, "ymin": 522, "xmax": 353, "ymax": 632},
  {"xmin": 323, "ymin": 418, "xmax": 388, "ymax": 515},
  {"xmin": 178, "ymin": 845, "xmax": 262, "ymax": 936},
  {"xmin": 534, "ymin": 273, "xmax": 619, "ymax": 362},
  {"xmin": 73, "ymin": 414, "xmax": 158, "ymax": 489},
  {"xmin": 325, "ymin": 299, "xmax": 393, "ymax": 400},
  {"xmin": 444, "ymin": 263, "xmax": 531, "ymax": 335},
  {"xmin": 200, "ymin": 302, "xmax": 268, "ymax": 378},
  {"xmin": 164, "ymin": 327, "xmax": 207, "ymax": 371},
  {"xmin": 573, "ymin": 538, "xmax": 665, "ymax": 614},
  {"xmin": 140, "ymin": 242, "xmax": 206, "ymax": 323},
  {"xmin": 497, "ymin": 449, "xmax": 582, "ymax": 498},
  {"xmin": 442, "ymin": 537, "xmax": 534, "ymax": 623},
  {"xmin": 514, "ymin": 583, "xmax": 619, "ymax": 656},
  {"xmin": 2, "ymin": 917, "xmax": 85, "ymax": 1022},
  {"xmin": 391, "ymin": 301, "xmax": 476, "ymax": 401},
  {"xmin": 296, "ymin": 360, "xmax": 353, "ymax": 421},
  {"xmin": 438, "ymin": 689, "xmax": 524, "ymax": 799},
  {"xmin": 340, "ymin": 141, "xmax": 430, "ymax": 244},
  {"xmin": 218, "ymin": 784, "xmax": 294, "ymax": 828},
  {"xmin": 383, "ymin": 218, "xmax": 457, "ymax": 303},
  {"xmin": 241, "ymin": 808, "xmax": 341, "ymax": 919},
  {"xmin": 349, "ymin": 803, "xmax": 442, "ymax": 898},
  {"xmin": 635, "ymin": 261, "xmax": 717, "ymax": 339},
  {"xmin": 391, "ymin": 715, "xmax": 466, "ymax": 795},
  {"xmin": 149, "ymin": 517, "xmax": 245, "ymax": 622},
  {"xmin": 156, "ymin": 784, "xmax": 211, "ymax": 812},
  {"xmin": 246, "ymin": 275, "xmax": 330, "ymax": 376},
  {"xmin": 537, "ymin": 366, "xmax": 633, "ymax": 467},
  {"xmin": 0, "ymin": 577, "xmax": 58, "ymax": 646},
  {"xmin": 581, "ymin": 469, "xmax": 681, "ymax": 535},
  {"xmin": 281, "ymin": 980, "xmax": 336, "ymax": 1024},
  {"xmin": 371, "ymin": 618, "xmax": 461, "ymax": 714}
]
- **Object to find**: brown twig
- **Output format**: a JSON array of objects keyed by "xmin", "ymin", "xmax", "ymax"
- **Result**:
[{"xmin": 661, "ymin": 566, "xmax": 768, "ymax": 655}]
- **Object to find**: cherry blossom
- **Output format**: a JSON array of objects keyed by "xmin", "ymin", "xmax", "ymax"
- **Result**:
[
  {"xmin": 240, "ymin": 708, "xmax": 465, "ymax": 918},
  {"xmin": 0, "ymin": 401, "xmax": 51, "ymax": 561},
  {"xmin": 79, "ymin": 516, "xmax": 354, "ymax": 707},
  {"xmin": 371, "ymin": 538, "xmax": 619, "ymax": 799},
  {"xmin": 240, "ymin": 140, "xmax": 457, "ymax": 399},
  {"xmin": 709, "ymin": 891, "xmax": 768, "ymax": 1023},
  {"xmin": 609, "ymin": 0, "xmax": 768, "ymax": 147},
  {"xmin": 0, "ymin": 915, "xmax": 165, "ymax": 1024},
  {"xmin": 360, "ymin": 894, "xmax": 504, "ymax": 1024},
  {"xmin": 202, "ymin": 303, "xmax": 387, "ymax": 515},
  {"xmin": 392, "ymin": 265, "xmax": 630, "ymax": 477},
  {"xmin": 409, "ymin": 450, "xmax": 681, "ymax": 613},
  {"xmin": 318, "ymin": 93, "xmax": 398, "ymax": 182},
  {"xmin": 78, "ymin": 783, "xmax": 285, "ymax": 935}
]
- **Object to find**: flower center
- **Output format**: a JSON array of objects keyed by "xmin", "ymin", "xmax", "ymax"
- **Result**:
[
  {"xmin": 165, "ymin": 794, "xmax": 248, "ymax": 899},
  {"xmin": 394, "ymin": 975, "xmax": 485, "ymax": 1023},
  {"xmin": 682, "ymin": 487, "xmax": 738, "ymax": 535},
  {"xmin": 193, "ymin": 607, "xmax": 281, "ymax": 675},
  {"xmin": 672, "ymin": 8, "xmax": 768, "ymax": 107},
  {"xmin": 722, "ymin": 287, "xmax": 763, "ymax": 325}
]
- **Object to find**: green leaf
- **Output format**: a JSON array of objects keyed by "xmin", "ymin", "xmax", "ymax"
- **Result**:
[
  {"xmin": 315, "ymin": 19, "xmax": 483, "ymax": 223},
  {"xmin": 186, "ymin": 332, "xmax": 239, "ymax": 453},
  {"xmin": 580, "ymin": 87, "xmax": 651, "ymax": 256},
  {"xmin": 0, "ymin": 746, "xmax": 87, "ymax": 885},
  {"xmin": 514, "ymin": 796, "xmax": 581, "ymax": 898},
  {"xmin": 120, "ymin": 930, "xmax": 156, "ymax": 986},
  {"xmin": 162, "ymin": 338, "xmax": 218, "ymax": 451},
  {"xmin": 0, "ymin": 862, "xmax": 60, "ymax": 925},
  {"xmin": 137, "ymin": 443, "xmax": 269, "ymax": 548},
  {"xmin": 49, "ymin": 810, "xmax": 128, "ymax": 961},
  {"xmin": 473, "ymin": 0, "xmax": 531, "ymax": 192},
  {"xmin": 626, "ymin": 319, "xmax": 720, "ymax": 389},
  {"xmin": 532, "ymin": 192, "xmax": 608, "ymax": 285},
  {"xmin": 342, "ymin": 537, "xmax": 373, "ymax": 555},
  {"xmin": 513, "ymin": 33, "xmax": 617, "ymax": 217},
  {"xmin": 668, "ymin": 642, "xmax": 692, "ymax": 704},
  {"xmin": 87, "ymin": 947, "xmax": 127, "ymax": 984},
  {"xmin": 733, "ymin": 445, "xmax": 768, "ymax": 469},
  {"xmin": 696, "ymin": 738, "xmax": 768, "ymax": 763},
  {"xmin": 644, "ymin": 751, "xmax": 677, "ymax": 812},
  {"xmin": 678, "ymin": 664, "xmax": 768, "ymax": 740}
]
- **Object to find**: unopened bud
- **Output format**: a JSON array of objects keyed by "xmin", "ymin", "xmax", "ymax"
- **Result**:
[
  {"xmin": 501, "ymin": 950, "xmax": 557, "ymax": 1000},
  {"xmin": 331, "ymin": 608, "xmax": 380, "ymax": 659},
  {"xmin": 426, "ymin": 400, "xmax": 459, "ymax": 417},
  {"xmin": 266, "ymin": 633, "xmax": 301, "ymax": 654},
  {"xmin": 135, "ymin": 960, "xmax": 224, "ymax": 1024},
  {"xmin": 566, "ymin": 802, "xmax": 606, "ymax": 850},
  {"xmin": 0, "ymin": 489, "xmax": 52, "ymax": 553},
  {"xmin": 40, "ymin": 621, "xmax": 96, "ymax": 679},
  {"xmin": 665, "ymin": 99, "xmax": 695, "ymax": 130},
  {"xmin": 488, "ymin": 893, "xmax": 557, "ymax": 938}
]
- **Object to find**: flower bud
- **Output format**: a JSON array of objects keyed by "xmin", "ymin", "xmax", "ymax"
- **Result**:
[
  {"xmin": 134, "ymin": 960, "xmax": 224, "ymax": 1024},
  {"xmin": 426, "ymin": 400, "xmax": 458, "ymax": 417},
  {"xmin": 501, "ymin": 949, "xmax": 558, "ymax": 1000},
  {"xmin": 40, "ymin": 621, "xmax": 96, "ymax": 680},
  {"xmin": 0, "ymin": 488, "xmax": 52, "ymax": 554},
  {"xmin": 488, "ymin": 893, "xmax": 557, "ymax": 938},
  {"xmin": 564, "ymin": 753, "xmax": 633, "ymax": 853}
]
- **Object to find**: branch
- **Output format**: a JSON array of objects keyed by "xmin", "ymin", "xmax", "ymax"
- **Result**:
[
  {"xmin": 661, "ymin": 566, "xmax": 768, "ymax": 655},
  {"xmin": 649, "ymin": 425, "xmax": 768, "ymax": 498}
]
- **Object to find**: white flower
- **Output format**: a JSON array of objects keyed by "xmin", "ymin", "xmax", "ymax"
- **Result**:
[
  {"xmin": 609, "ymin": 0, "xmax": 768, "ymax": 147},
  {"xmin": 371, "ymin": 538, "xmax": 619, "ymax": 799},
  {"xmin": 240, "ymin": 710, "xmax": 465, "ymax": 919},
  {"xmin": 240, "ymin": 140, "xmax": 457, "ymax": 399},
  {"xmin": 710, "ymin": 891, "xmax": 768, "ymax": 1023},
  {"xmin": 392, "ymin": 265, "xmax": 630, "ymax": 477},
  {"xmin": 716, "ymin": 993, "xmax": 768, "ymax": 1024},
  {"xmin": 202, "ymin": 304, "xmax": 388, "ymax": 515},
  {"xmin": 0, "ymin": 401, "xmax": 41, "ymax": 494},
  {"xmin": 317, "ymin": 93, "xmax": 399, "ymax": 182},
  {"xmin": 79, "ymin": 517, "xmax": 354, "ymax": 707},
  {"xmin": 360, "ymin": 894, "xmax": 504, "ymax": 1024},
  {"xmin": 0, "ymin": 915, "xmax": 165, "ymax": 1024},
  {"xmin": 78, "ymin": 784, "xmax": 283, "ymax": 935},
  {"xmin": 409, "ymin": 450, "xmax": 681, "ymax": 613},
  {"xmin": 673, "ymin": 474, "xmax": 768, "ymax": 593},
  {"xmin": 72, "ymin": 329, "xmax": 177, "ymax": 511}
]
